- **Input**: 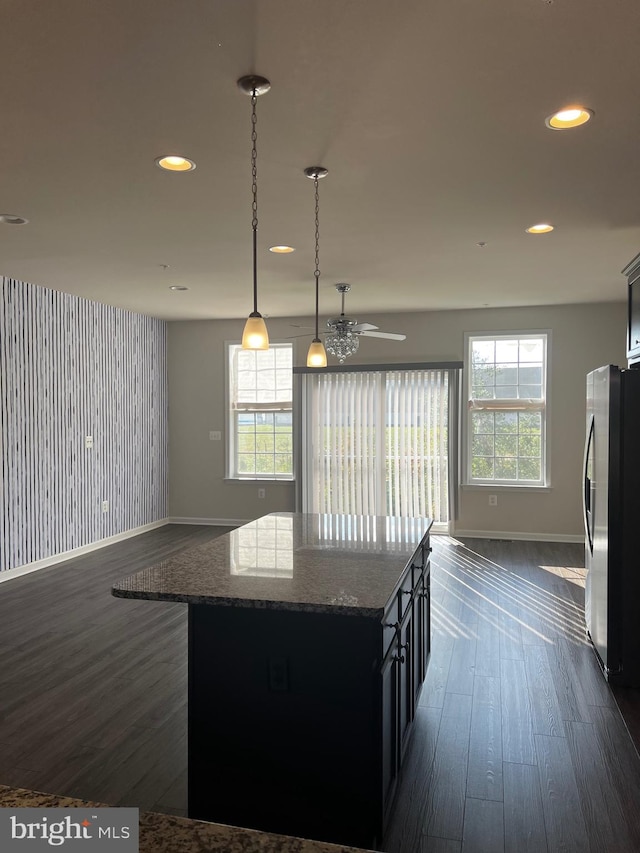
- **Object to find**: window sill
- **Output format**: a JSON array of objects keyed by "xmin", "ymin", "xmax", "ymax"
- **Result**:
[{"xmin": 461, "ymin": 483, "xmax": 552, "ymax": 493}]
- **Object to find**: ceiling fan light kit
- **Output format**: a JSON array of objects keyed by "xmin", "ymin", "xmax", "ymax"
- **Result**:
[
  {"xmin": 325, "ymin": 284, "xmax": 360, "ymax": 362},
  {"xmin": 326, "ymin": 329, "xmax": 360, "ymax": 363},
  {"xmin": 324, "ymin": 283, "xmax": 407, "ymax": 362},
  {"xmin": 239, "ymin": 74, "xmax": 271, "ymax": 351},
  {"xmin": 304, "ymin": 166, "xmax": 328, "ymax": 368}
]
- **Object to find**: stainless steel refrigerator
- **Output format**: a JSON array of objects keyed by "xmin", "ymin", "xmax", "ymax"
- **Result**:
[{"xmin": 584, "ymin": 365, "xmax": 640, "ymax": 686}]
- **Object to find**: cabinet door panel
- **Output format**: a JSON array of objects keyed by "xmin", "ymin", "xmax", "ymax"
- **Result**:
[
  {"xmin": 398, "ymin": 609, "xmax": 414, "ymax": 756},
  {"xmin": 413, "ymin": 574, "xmax": 426, "ymax": 700},
  {"xmin": 381, "ymin": 649, "xmax": 399, "ymax": 812},
  {"xmin": 426, "ymin": 567, "xmax": 431, "ymax": 659}
]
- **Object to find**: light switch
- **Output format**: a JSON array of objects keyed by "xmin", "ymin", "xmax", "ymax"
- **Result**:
[{"xmin": 209, "ymin": 430, "xmax": 222, "ymax": 441}]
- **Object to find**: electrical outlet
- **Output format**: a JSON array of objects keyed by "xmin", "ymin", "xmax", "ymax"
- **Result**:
[
  {"xmin": 102, "ymin": 500, "xmax": 109, "ymax": 513},
  {"xmin": 268, "ymin": 656, "xmax": 289, "ymax": 692},
  {"xmin": 209, "ymin": 430, "xmax": 222, "ymax": 441},
  {"xmin": 258, "ymin": 488, "xmax": 266, "ymax": 499},
  {"xmin": 85, "ymin": 435, "xmax": 93, "ymax": 449},
  {"xmin": 489, "ymin": 494, "xmax": 498, "ymax": 506}
]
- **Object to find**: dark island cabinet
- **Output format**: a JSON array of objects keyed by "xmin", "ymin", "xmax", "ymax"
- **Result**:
[
  {"xmin": 187, "ymin": 528, "xmax": 432, "ymax": 851},
  {"xmin": 623, "ymin": 252, "xmax": 640, "ymax": 366},
  {"xmin": 380, "ymin": 541, "xmax": 432, "ymax": 830}
]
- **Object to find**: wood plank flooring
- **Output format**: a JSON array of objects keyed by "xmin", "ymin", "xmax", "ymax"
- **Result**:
[
  {"xmin": 0, "ymin": 524, "xmax": 229, "ymax": 810},
  {"xmin": 1, "ymin": 527, "xmax": 640, "ymax": 852},
  {"xmin": 384, "ymin": 537, "xmax": 640, "ymax": 853}
]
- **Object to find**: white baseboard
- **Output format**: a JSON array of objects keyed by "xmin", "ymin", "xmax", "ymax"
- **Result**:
[
  {"xmin": 452, "ymin": 528, "xmax": 584, "ymax": 544},
  {"xmin": 0, "ymin": 519, "xmax": 170, "ymax": 584},
  {"xmin": 168, "ymin": 517, "xmax": 248, "ymax": 527}
]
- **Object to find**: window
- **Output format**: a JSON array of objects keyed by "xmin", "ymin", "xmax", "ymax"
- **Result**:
[
  {"xmin": 227, "ymin": 343, "xmax": 293, "ymax": 480},
  {"xmin": 465, "ymin": 333, "xmax": 548, "ymax": 486}
]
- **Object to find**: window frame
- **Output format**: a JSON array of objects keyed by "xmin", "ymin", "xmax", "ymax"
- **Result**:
[
  {"xmin": 225, "ymin": 341, "xmax": 294, "ymax": 481},
  {"xmin": 462, "ymin": 331, "xmax": 551, "ymax": 488}
]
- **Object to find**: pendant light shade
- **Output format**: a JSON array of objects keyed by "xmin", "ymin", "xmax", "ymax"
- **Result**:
[
  {"xmin": 242, "ymin": 314, "xmax": 269, "ymax": 350},
  {"xmin": 238, "ymin": 75, "xmax": 271, "ymax": 350},
  {"xmin": 304, "ymin": 166, "xmax": 328, "ymax": 368},
  {"xmin": 307, "ymin": 339, "xmax": 327, "ymax": 368}
]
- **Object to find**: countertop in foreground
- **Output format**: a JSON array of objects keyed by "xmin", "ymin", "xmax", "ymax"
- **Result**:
[
  {"xmin": 0, "ymin": 786, "xmax": 374, "ymax": 853},
  {"xmin": 112, "ymin": 513, "xmax": 432, "ymax": 618}
]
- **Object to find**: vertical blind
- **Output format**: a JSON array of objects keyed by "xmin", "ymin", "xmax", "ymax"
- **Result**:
[{"xmin": 300, "ymin": 368, "xmax": 455, "ymax": 528}]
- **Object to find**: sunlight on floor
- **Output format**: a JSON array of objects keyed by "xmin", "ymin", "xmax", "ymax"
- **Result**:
[{"xmin": 430, "ymin": 538, "xmax": 590, "ymax": 647}]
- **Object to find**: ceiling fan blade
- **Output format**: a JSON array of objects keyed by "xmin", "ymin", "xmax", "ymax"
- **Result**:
[
  {"xmin": 351, "ymin": 322, "xmax": 379, "ymax": 331},
  {"xmin": 359, "ymin": 330, "xmax": 407, "ymax": 341}
]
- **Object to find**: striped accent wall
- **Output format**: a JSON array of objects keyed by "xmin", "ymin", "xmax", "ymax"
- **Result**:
[{"xmin": 0, "ymin": 277, "xmax": 168, "ymax": 572}]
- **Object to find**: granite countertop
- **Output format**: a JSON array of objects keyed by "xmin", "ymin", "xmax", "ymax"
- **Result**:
[
  {"xmin": 0, "ymin": 786, "xmax": 374, "ymax": 853},
  {"xmin": 112, "ymin": 512, "xmax": 432, "ymax": 618}
]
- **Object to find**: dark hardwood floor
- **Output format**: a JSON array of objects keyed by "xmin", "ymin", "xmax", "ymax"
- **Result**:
[
  {"xmin": 384, "ymin": 537, "xmax": 640, "ymax": 853},
  {"xmin": 1, "ymin": 527, "xmax": 640, "ymax": 852}
]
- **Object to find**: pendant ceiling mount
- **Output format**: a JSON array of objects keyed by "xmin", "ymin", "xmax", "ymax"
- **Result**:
[
  {"xmin": 237, "ymin": 75, "xmax": 271, "ymax": 97},
  {"xmin": 304, "ymin": 166, "xmax": 329, "ymax": 181}
]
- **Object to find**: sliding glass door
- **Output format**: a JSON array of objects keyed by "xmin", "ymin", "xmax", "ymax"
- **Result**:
[{"xmin": 299, "ymin": 368, "xmax": 455, "ymax": 529}]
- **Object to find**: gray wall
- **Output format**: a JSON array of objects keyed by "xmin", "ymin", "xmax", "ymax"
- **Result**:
[
  {"xmin": 0, "ymin": 277, "xmax": 168, "ymax": 572},
  {"xmin": 168, "ymin": 301, "xmax": 626, "ymax": 539}
]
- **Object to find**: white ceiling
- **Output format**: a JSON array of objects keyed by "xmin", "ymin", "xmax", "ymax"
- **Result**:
[{"xmin": 2, "ymin": 0, "xmax": 640, "ymax": 322}]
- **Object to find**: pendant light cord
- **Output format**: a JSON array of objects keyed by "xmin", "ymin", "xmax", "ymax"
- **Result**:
[
  {"xmin": 251, "ymin": 89, "xmax": 259, "ymax": 315},
  {"xmin": 314, "ymin": 175, "xmax": 321, "ymax": 339}
]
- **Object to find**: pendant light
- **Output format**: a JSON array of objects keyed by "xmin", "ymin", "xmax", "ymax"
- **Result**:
[
  {"xmin": 304, "ymin": 166, "xmax": 328, "ymax": 368},
  {"xmin": 238, "ymin": 75, "xmax": 271, "ymax": 350}
]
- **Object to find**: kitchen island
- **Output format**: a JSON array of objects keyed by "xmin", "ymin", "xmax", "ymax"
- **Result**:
[{"xmin": 112, "ymin": 513, "xmax": 432, "ymax": 849}]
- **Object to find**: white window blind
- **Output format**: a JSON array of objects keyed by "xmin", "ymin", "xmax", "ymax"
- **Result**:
[{"xmin": 301, "ymin": 368, "xmax": 452, "ymax": 528}]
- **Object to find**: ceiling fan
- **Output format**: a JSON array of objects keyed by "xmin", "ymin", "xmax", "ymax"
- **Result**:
[{"xmin": 323, "ymin": 284, "xmax": 406, "ymax": 362}]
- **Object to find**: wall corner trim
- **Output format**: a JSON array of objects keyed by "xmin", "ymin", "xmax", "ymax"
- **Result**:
[{"xmin": 0, "ymin": 519, "xmax": 170, "ymax": 584}]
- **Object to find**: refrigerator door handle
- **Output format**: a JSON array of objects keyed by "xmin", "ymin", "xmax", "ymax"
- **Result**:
[{"xmin": 583, "ymin": 413, "xmax": 594, "ymax": 554}]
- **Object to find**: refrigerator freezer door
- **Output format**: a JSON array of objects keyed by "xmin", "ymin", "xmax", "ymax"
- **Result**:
[
  {"xmin": 586, "ymin": 365, "xmax": 620, "ymax": 673},
  {"xmin": 583, "ymin": 413, "xmax": 595, "ymax": 557},
  {"xmin": 583, "ymin": 410, "xmax": 595, "ymax": 630}
]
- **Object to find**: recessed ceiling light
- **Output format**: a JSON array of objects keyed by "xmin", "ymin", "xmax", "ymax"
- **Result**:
[
  {"xmin": 155, "ymin": 155, "xmax": 196, "ymax": 172},
  {"xmin": 526, "ymin": 223, "xmax": 554, "ymax": 234},
  {"xmin": 169, "ymin": 285, "xmax": 189, "ymax": 291},
  {"xmin": 0, "ymin": 214, "xmax": 28, "ymax": 225},
  {"xmin": 269, "ymin": 245, "xmax": 296, "ymax": 254},
  {"xmin": 545, "ymin": 106, "xmax": 593, "ymax": 130}
]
